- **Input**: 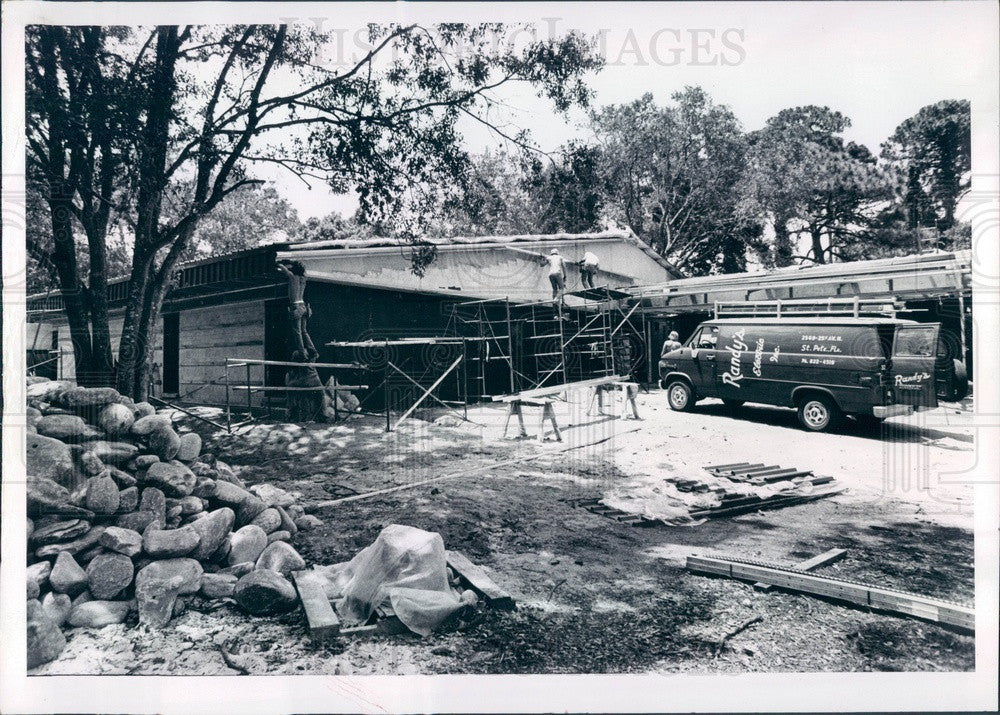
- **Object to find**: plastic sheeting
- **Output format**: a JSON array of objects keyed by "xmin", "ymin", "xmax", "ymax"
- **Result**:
[{"xmin": 315, "ymin": 524, "xmax": 462, "ymax": 636}]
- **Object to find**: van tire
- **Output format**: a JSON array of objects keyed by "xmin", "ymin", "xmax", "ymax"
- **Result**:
[
  {"xmin": 666, "ymin": 380, "xmax": 694, "ymax": 412},
  {"xmin": 946, "ymin": 359, "xmax": 969, "ymax": 402},
  {"xmin": 797, "ymin": 395, "xmax": 838, "ymax": 432}
]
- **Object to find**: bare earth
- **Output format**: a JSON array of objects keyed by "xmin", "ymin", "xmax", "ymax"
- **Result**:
[{"xmin": 32, "ymin": 389, "xmax": 976, "ymax": 675}]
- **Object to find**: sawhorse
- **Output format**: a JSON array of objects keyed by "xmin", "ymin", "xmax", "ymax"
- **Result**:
[
  {"xmin": 587, "ymin": 381, "xmax": 640, "ymax": 420},
  {"xmin": 502, "ymin": 398, "xmax": 562, "ymax": 442}
]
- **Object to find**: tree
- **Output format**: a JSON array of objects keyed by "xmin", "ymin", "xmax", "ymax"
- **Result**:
[
  {"xmin": 181, "ymin": 184, "xmax": 300, "ymax": 259},
  {"xmin": 589, "ymin": 88, "xmax": 751, "ymax": 275},
  {"xmin": 738, "ymin": 106, "xmax": 896, "ymax": 265},
  {"xmin": 27, "ymin": 23, "xmax": 602, "ymax": 400},
  {"xmin": 881, "ymin": 100, "xmax": 971, "ymax": 232}
]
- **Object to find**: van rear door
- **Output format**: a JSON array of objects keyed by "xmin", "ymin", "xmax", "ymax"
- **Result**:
[{"xmin": 889, "ymin": 324, "xmax": 940, "ymax": 408}]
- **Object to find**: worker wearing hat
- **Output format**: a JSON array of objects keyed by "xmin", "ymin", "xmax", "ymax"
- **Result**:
[{"xmin": 545, "ymin": 248, "xmax": 567, "ymax": 301}]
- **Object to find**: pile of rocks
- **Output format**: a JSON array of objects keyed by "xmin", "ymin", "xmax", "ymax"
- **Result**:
[{"xmin": 25, "ymin": 377, "xmax": 324, "ymax": 669}]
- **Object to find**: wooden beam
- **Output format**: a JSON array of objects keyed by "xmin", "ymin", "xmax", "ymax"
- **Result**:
[
  {"xmin": 226, "ymin": 358, "xmax": 367, "ymax": 369},
  {"xmin": 492, "ymin": 375, "xmax": 626, "ymax": 402},
  {"xmin": 292, "ymin": 570, "xmax": 340, "ymax": 641},
  {"xmin": 446, "ymin": 551, "xmax": 516, "ymax": 611},
  {"xmin": 755, "ymin": 548, "xmax": 847, "ymax": 592},
  {"xmin": 686, "ymin": 555, "xmax": 973, "ymax": 632}
]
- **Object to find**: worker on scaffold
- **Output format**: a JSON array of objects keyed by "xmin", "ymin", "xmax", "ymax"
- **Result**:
[
  {"xmin": 578, "ymin": 250, "xmax": 600, "ymax": 289},
  {"xmin": 277, "ymin": 259, "xmax": 319, "ymax": 362},
  {"xmin": 544, "ymin": 248, "xmax": 567, "ymax": 302}
]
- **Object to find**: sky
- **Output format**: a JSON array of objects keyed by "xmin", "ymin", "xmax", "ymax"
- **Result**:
[{"xmin": 253, "ymin": 1, "xmax": 1000, "ymax": 221}]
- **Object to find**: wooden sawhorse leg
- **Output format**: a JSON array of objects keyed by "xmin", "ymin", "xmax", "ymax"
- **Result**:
[
  {"xmin": 540, "ymin": 402, "xmax": 562, "ymax": 442},
  {"xmin": 503, "ymin": 401, "xmax": 528, "ymax": 439}
]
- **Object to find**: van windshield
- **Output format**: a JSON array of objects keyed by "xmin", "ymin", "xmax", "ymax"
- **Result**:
[{"xmin": 687, "ymin": 326, "xmax": 718, "ymax": 349}]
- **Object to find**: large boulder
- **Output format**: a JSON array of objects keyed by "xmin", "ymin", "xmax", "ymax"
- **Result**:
[
  {"xmin": 133, "ymin": 402, "xmax": 156, "ymax": 418},
  {"xmin": 49, "ymin": 551, "xmax": 89, "ymax": 595},
  {"xmin": 79, "ymin": 451, "xmax": 105, "ymax": 476},
  {"xmin": 26, "ymin": 434, "xmax": 79, "ymax": 490},
  {"xmin": 57, "ymin": 386, "xmax": 122, "ymax": 408},
  {"xmin": 250, "ymin": 508, "xmax": 281, "ymax": 534},
  {"xmin": 147, "ymin": 426, "xmax": 181, "ymax": 462},
  {"xmin": 200, "ymin": 573, "xmax": 238, "ymax": 599},
  {"xmin": 249, "ymin": 483, "xmax": 295, "ymax": 509},
  {"xmin": 84, "ymin": 475, "xmax": 120, "ymax": 515},
  {"xmin": 144, "ymin": 461, "xmax": 196, "ymax": 498},
  {"xmin": 233, "ymin": 570, "xmax": 297, "ymax": 615},
  {"xmin": 27, "ymin": 599, "xmax": 67, "ymax": 669},
  {"xmin": 100, "ymin": 526, "xmax": 143, "ymax": 557},
  {"xmin": 188, "ymin": 507, "xmax": 235, "ymax": 561},
  {"xmin": 227, "ymin": 525, "xmax": 268, "ymax": 566},
  {"xmin": 143, "ymin": 526, "xmax": 201, "ymax": 558},
  {"xmin": 235, "ymin": 496, "xmax": 267, "ymax": 527},
  {"xmin": 211, "ymin": 480, "xmax": 252, "ymax": 507},
  {"xmin": 97, "ymin": 403, "xmax": 135, "ymax": 437},
  {"xmin": 27, "ymin": 476, "xmax": 94, "ymax": 520},
  {"xmin": 118, "ymin": 486, "xmax": 139, "ymax": 513},
  {"xmin": 134, "ymin": 558, "xmax": 203, "ymax": 628},
  {"xmin": 176, "ymin": 433, "xmax": 202, "ymax": 462},
  {"xmin": 130, "ymin": 414, "xmax": 173, "ymax": 438},
  {"xmin": 35, "ymin": 414, "xmax": 101, "ymax": 443},
  {"xmin": 86, "ymin": 553, "xmax": 135, "ymax": 599},
  {"xmin": 89, "ymin": 441, "xmax": 139, "ymax": 466},
  {"xmin": 26, "ymin": 379, "xmax": 72, "ymax": 402},
  {"xmin": 254, "ymin": 541, "xmax": 306, "ymax": 578},
  {"xmin": 27, "ymin": 560, "xmax": 53, "ymax": 591}
]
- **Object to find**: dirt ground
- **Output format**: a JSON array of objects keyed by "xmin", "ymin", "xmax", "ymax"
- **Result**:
[{"xmin": 33, "ymin": 388, "xmax": 977, "ymax": 675}]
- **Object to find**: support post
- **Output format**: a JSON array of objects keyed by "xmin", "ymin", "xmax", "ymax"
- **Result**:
[
  {"xmin": 958, "ymin": 292, "xmax": 967, "ymax": 366},
  {"xmin": 505, "ymin": 297, "xmax": 515, "ymax": 393},
  {"xmin": 245, "ymin": 362, "xmax": 252, "ymax": 419},
  {"xmin": 225, "ymin": 363, "xmax": 231, "ymax": 433},
  {"xmin": 384, "ymin": 341, "xmax": 391, "ymax": 432}
]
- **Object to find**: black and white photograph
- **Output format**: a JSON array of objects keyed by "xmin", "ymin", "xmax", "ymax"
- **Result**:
[{"xmin": 1, "ymin": 1, "xmax": 998, "ymax": 712}]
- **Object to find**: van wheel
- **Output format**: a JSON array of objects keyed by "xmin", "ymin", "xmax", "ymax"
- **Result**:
[
  {"xmin": 722, "ymin": 399, "xmax": 744, "ymax": 409},
  {"xmin": 797, "ymin": 395, "xmax": 839, "ymax": 432},
  {"xmin": 666, "ymin": 381, "xmax": 694, "ymax": 412}
]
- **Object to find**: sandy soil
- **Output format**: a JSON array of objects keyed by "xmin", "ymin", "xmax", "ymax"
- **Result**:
[{"xmin": 32, "ymin": 389, "xmax": 976, "ymax": 675}]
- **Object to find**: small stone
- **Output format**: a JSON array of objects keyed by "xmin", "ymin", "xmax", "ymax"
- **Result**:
[
  {"xmin": 167, "ymin": 504, "xmax": 183, "ymax": 520},
  {"xmin": 27, "ymin": 599, "xmax": 67, "ymax": 669},
  {"xmin": 178, "ymin": 496, "xmax": 203, "ymax": 516},
  {"xmin": 90, "ymin": 440, "xmax": 139, "ymax": 466},
  {"xmin": 254, "ymin": 540, "xmax": 305, "ymax": 577},
  {"xmin": 173, "ymin": 597, "xmax": 188, "ymax": 617},
  {"xmin": 86, "ymin": 553, "xmax": 135, "ymax": 599},
  {"xmin": 106, "ymin": 466, "xmax": 137, "ymax": 488},
  {"xmin": 147, "ymin": 426, "xmax": 181, "ymax": 461},
  {"xmin": 28, "ymin": 578, "xmax": 41, "ymax": 600},
  {"xmin": 97, "ymin": 403, "xmax": 135, "ymax": 437},
  {"xmin": 200, "ymin": 573, "xmax": 238, "ymax": 599},
  {"xmin": 49, "ymin": 551, "xmax": 89, "ymax": 595},
  {"xmin": 143, "ymin": 525, "xmax": 201, "ymax": 558},
  {"xmin": 35, "ymin": 413, "xmax": 100, "ymax": 443},
  {"xmin": 40, "ymin": 592, "xmax": 73, "ymax": 626},
  {"xmin": 57, "ymin": 386, "xmax": 122, "ymax": 408},
  {"xmin": 139, "ymin": 487, "xmax": 167, "ymax": 521},
  {"xmin": 218, "ymin": 562, "xmax": 255, "ymax": 578},
  {"xmin": 27, "ymin": 560, "xmax": 53, "ymax": 591},
  {"xmin": 212, "ymin": 480, "xmax": 251, "ymax": 507},
  {"xmin": 274, "ymin": 505, "xmax": 298, "ymax": 536},
  {"xmin": 84, "ymin": 475, "xmax": 120, "ymax": 515},
  {"xmin": 26, "ymin": 434, "xmax": 78, "ymax": 490},
  {"xmin": 117, "ymin": 486, "xmax": 139, "ymax": 513},
  {"xmin": 236, "ymin": 496, "xmax": 267, "ymax": 527},
  {"xmin": 35, "ymin": 525, "xmax": 106, "ymax": 559},
  {"xmin": 79, "ymin": 451, "xmax": 105, "ymax": 476},
  {"xmin": 188, "ymin": 507, "xmax": 235, "ymax": 561},
  {"xmin": 267, "ymin": 530, "xmax": 291, "ymax": 544},
  {"xmin": 227, "ymin": 525, "xmax": 268, "ymax": 565},
  {"xmin": 144, "ymin": 461, "xmax": 196, "ymax": 498},
  {"xmin": 115, "ymin": 510, "xmax": 161, "ymax": 533},
  {"xmin": 133, "ymin": 454, "xmax": 160, "ymax": 469},
  {"xmin": 192, "ymin": 477, "xmax": 218, "ymax": 500},
  {"xmin": 177, "ymin": 432, "xmax": 202, "ymax": 462},
  {"xmin": 76, "ymin": 544, "xmax": 107, "ymax": 566},
  {"xmin": 249, "ymin": 483, "xmax": 295, "ymax": 509},
  {"xmin": 27, "ymin": 517, "xmax": 35, "ymax": 541},
  {"xmin": 460, "ymin": 589, "xmax": 479, "ymax": 606},
  {"xmin": 134, "ymin": 558, "xmax": 203, "ymax": 628},
  {"xmin": 133, "ymin": 402, "xmax": 156, "ymax": 418},
  {"xmin": 294, "ymin": 514, "xmax": 324, "ymax": 531},
  {"xmin": 26, "ymin": 378, "xmax": 71, "ymax": 401},
  {"xmin": 68, "ymin": 599, "xmax": 131, "ymax": 628},
  {"xmin": 250, "ymin": 508, "xmax": 281, "ymax": 534},
  {"xmin": 214, "ymin": 460, "xmax": 245, "ymax": 488},
  {"xmin": 30, "ymin": 519, "xmax": 90, "ymax": 545},
  {"xmin": 130, "ymin": 414, "xmax": 173, "ymax": 438},
  {"xmin": 233, "ymin": 570, "xmax": 297, "ymax": 615},
  {"xmin": 100, "ymin": 526, "xmax": 143, "ymax": 557},
  {"xmin": 286, "ymin": 504, "xmax": 305, "ymax": 520}
]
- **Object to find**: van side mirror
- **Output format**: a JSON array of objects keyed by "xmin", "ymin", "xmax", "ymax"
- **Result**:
[{"xmin": 691, "ymin": 348, "xmax": 699, "ymax": 359}]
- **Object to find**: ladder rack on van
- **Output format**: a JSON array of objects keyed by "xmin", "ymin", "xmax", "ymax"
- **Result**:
[{"xmin": 713, "ymin": 297, "xmax": 901, "ymax": 319}]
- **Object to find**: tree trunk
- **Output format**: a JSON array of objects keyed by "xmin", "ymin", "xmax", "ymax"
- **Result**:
[
  {"xmin": 772, "ymin": 213, "xmax": 794, "ymax": 267},
  {"xmin": 84, "ymin": 225, "xmax": 114, "ymax": 385},
  {"xmin": 810, "ymin": 225, "xmax": 826, "ymax": 264}
]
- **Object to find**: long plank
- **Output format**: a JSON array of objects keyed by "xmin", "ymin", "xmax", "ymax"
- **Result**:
[
  {"xmin": 493, "ymin": 375, "xmax": 627, "ymax": 402},
  {"xmin": 686, "ymin": 555, "xmax": 974, "ymax": 632},
  {"xmin": 292, "ymin": 570, "xmax": 340, "ymax": 641},
  {"xmin": 755, "ymin": 548, "xmax": 848, "ymax": 592},
  {"xmin": 446, "ymin": 551, "xmax": 516, "ymax": 611}
]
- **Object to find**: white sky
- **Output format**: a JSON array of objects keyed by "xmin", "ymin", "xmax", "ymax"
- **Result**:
[{"xmin": 253, "ymin": 1, "xmax": 1000, "ymax": 221}]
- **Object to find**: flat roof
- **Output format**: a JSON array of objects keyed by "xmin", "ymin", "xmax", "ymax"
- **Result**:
[{"xmin": 706, "ymin": 317, "xmax": 922, "ymax": 326}]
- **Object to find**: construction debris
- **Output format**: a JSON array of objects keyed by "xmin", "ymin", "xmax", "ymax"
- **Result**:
[
  {"xmin": 26, "ymin": 378, "xmax": 317, "ymax": 668},
  {"xmin": 685, "ymin": 553, "xmax": 974, "ymax": 632}
]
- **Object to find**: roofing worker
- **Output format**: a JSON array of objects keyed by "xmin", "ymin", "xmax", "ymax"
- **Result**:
[
  {"xmin": 277, "ymin": 259, "xmax": 319, "ymax": 362},
  {"xmin": 661, "ymin": 330, "xmax": 683, "ymax": 357},
  {"xmin": 578, "ymin": 250, "xmax": 600, "ymax": 289},
  {"xmin": 545, "ymin": 248, "xmax": 567, "ymax": 301}
]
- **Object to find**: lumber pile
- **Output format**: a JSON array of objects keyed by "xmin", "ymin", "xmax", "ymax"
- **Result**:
[{"xmin": 25, "ymin": 377, "xmax": 323, "ymax": 669}]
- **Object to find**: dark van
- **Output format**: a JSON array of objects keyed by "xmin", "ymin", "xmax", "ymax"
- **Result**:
[{"xmin": 658, "ymin": 317, "xmax": 968, "ymax": 432}]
